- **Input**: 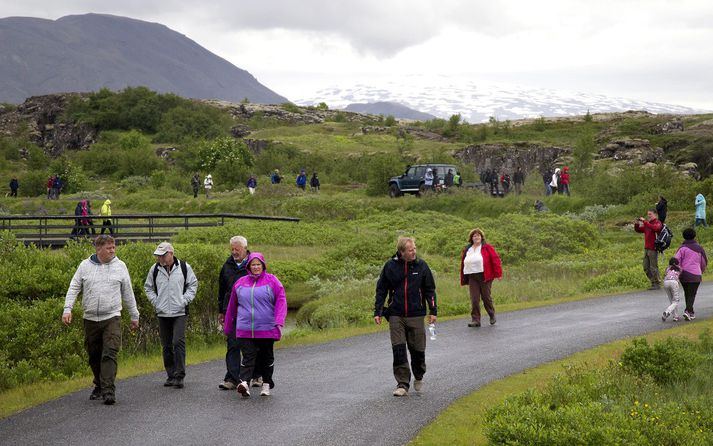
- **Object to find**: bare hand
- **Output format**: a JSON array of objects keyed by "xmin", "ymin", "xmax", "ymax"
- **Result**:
[
  {"xmin": 62, "ymin": 312, "xmax": 72, "ymax": 326},
  {"xmin": 218, "ymin": 313, "xmax": 225, "ymax": 324},
  {"xmin": 130, "ymin": 320, "xmax": 140, "ymax": 331},
  {"xmin": 374, "ymin": 316, "xmax": 381, "ymax": 325},
  {"xmin": 428, "ymin": 315, "xmax": 437, "ymax": 324}
]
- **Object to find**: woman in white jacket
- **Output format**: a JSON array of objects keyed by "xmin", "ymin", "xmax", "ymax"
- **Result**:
[{"xmin": 550, "ymin": 168, "xmax": 560, "ymax": 195}]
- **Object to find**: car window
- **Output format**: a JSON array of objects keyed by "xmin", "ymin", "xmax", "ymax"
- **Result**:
[
  {"xmin": 415, "ymin": 167, "xmax": 426, "ymax": 177},
  {"xmin": 406, "ymin": 167, "xmax": 416, "ymax": 177}
]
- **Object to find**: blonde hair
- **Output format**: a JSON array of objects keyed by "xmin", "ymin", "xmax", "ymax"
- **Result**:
[
  {"xmin": 467, "ymin": 228, "xmax": 485, "ymax": 243},
  {"xmin": 94, "ymin": 234, "xmax": 115, "ymax": 248},
  {"xmin": 396, "ymin": 236, "xmax": 416, "ymax": 253}
]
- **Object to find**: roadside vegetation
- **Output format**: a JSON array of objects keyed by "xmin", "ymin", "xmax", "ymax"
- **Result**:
[{"xmin": 2, "ymin": 87, "xmax": 713, "ymax": 418}]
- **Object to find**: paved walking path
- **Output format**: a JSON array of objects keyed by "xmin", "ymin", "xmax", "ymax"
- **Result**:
[{"xmin": 3, "ymin": 284, "xmax": 712, "ymax": 446}]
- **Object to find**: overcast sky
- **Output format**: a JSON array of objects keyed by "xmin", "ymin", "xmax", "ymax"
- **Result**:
[{"xmin": 2, "ymin": 0, "xmax": 712, "ymax": 109}]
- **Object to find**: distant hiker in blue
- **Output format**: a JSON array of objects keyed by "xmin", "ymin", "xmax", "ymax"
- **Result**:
[
  {"xmin": 271, "ymin": 169, "xmax": 282, "ymax": 184},
  {"xmin": 246, "ymin": 175, "xmax": 257, "ymax": 195},
  {"xmin": 9, "ymin": 176, "xmax": 18, "ymax": 197},
  {"xmin": 296, "ymin": 170, "xmax": 307, "ymax": 191},
  {"xmin": 695, "ymin": 193, "xmax": 708, "ymax": 227}
]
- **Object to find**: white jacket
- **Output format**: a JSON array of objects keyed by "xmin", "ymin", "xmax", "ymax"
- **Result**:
[
  {"xmin": 64, "ymin": 255, "xmax": 140, "ymax": 322},
  {"xmin": 144, "ymin": 260, "xmax": 198, "ymax": 317}
]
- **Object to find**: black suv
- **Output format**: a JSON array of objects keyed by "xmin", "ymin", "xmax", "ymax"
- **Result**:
[{"xmin": 388, "ymin": 164, "xmax": 461, "ymax": 197}]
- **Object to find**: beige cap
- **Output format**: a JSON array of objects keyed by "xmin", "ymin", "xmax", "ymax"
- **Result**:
[{"xmin": 153, "ymin": 242, "xmax": 174, "ymax": 256}]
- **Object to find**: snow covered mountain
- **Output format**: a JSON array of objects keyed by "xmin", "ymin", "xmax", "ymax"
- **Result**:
[{"xmin": 294, "ymin": 75, "xmax": 704, "ymax": 122}]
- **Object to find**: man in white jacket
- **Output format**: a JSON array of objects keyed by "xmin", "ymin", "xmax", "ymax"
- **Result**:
[
  {"xmin": 62, "ymin": 235, "xmax": 139, "ymax": 405},
  {"xmin": 144, "ymin": 242, "xmax": 198, "ymax": 389}
]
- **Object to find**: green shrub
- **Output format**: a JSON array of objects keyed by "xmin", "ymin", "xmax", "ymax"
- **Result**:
[{"xmin": 620, "ymin": 337, "xmax": 704, "ymax": 384}]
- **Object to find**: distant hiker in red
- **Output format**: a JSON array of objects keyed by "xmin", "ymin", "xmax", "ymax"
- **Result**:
[
  {"xmin": 634, "ymin": 208, "xmax": 663, "ymax": 290},
  {"xmin": 460, "ymin": 228, "xmax": 503, "ymax": 327},
  {"xmin": 560, "ymin": 166, "xmax": 570, "ymax": 196}
]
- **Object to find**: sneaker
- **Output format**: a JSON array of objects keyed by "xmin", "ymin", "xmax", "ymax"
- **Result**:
[
  {"xmin": 89, "ymin": 387, "xmax": 102, "ymax": 400},
  {"xmin": 164, "ymin": 378, "xmax": 176, "ymax": 387},
  {"xmin": 102, "ymin": 394, "xmax": 116, "ymax": 405},
  {"xmin": 218, "ymin": 380, "xmax": 236, "ymax": 390},
  {"xmin": 251, "ymin": 377, "xmax": 263, "ymax": 387},
  {"xmin": 689, "ymin": 313, "xmax": 696, "ymax": 320},
  {"xmin": 672, "ymin": 317, "xmax": 680, "ymax": 322},
  {"xmin": 683, "ymin": 311, "xmax": 693, "ymax": 321},
  {"xmin": 490, "ymin": 317, "xmax": 497, "ymax": 325},
  {"xmin": 393, "ymin": 387, "xmax": 408, "ymax": 397},
  {"xmin": 662, "ymin": 311, "xmax": 670, "ymax": 322},
  {"xmin": 173, "ymin": 379, "xmax": 184, "ymax": 389},
  {"xmin": 413, "ymin": 380, "xmax": 424, "ymax": 392},
  {"xmin": 467, "ymin": 321, "xmax": 481, "ymax": 327},
  {"xmin": 237, "ymin": 381, "xmax": 250, "ymax": 398},
  {"xmin": 260, "ymin": 383, "xmax": 271, "ymax": 396}
]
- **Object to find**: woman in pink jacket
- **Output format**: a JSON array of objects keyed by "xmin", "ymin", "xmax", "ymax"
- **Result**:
[
  {"xmin": 224, "ymin": 252, "xmax": 287, "ymax": 397},
  {"xmin": 674, "ymin": 228, "xmax": 708, "ymax": 321}
]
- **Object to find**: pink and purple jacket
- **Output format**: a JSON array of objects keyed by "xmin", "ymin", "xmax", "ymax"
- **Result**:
[
  {"xmin": 663, "ymin": 266, "xmax": 681, "ymax": 282},
  {"xmin": 223, "ymin": 253, "xmax": 287, "ymax": 340},
  {"xmin": 674, "ymin": 240, "xmax": 708, "ymax": 283}
]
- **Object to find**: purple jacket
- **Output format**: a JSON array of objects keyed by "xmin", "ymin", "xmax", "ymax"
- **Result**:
[
  {"xmin": 674, "ymin": 240, "xmax": 708, "ymax": 283},
  {"xmin": 223, "ymin": 253, "xmax": 287, "ymax": 340}
]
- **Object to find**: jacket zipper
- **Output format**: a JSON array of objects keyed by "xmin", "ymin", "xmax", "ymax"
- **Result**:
[
  {"xmin": 404, "ymin": 262, "xmax": 408, "ymax": 316},
  {"xmin": 250, "ymin": 279, "xmax": 257, "ymax": 337}
]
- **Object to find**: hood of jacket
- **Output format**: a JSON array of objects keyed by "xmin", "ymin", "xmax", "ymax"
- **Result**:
[
  {"xmin": 246, "ymin": 252, "xmax": 267, "ymax": 276},
  {"xmin": 90, "ymin": 253, "xmax": 117, "ymax": 265},
  {"xmin": 554, "ymin": 168, "xmax": 561, "ymax": 174},
  {"xmin": 103, "ymin": 199, "xmax": 111, "ymax": 206}
]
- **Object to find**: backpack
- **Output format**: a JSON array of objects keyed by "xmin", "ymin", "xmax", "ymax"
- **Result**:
[
  {"xmin": 655, "ymin": 224, "xmax": 673, "ymax": 253},
  {"xmin": 152, "ymin": 258, "xmax": 190, "ymax": 315}
]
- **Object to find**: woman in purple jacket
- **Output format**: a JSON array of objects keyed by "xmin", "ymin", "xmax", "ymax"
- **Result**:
[
  {"xmin": 224, "ymin": 252, "xmax": 287, "ymax": 397},
  {"xmin": 674, "ymin": 228, "xmax": 708, "ymax": 321}
]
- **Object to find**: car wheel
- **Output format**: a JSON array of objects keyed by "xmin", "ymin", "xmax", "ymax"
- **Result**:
[{"xmin": 388, "ymin": 184, "xmax": 402, "ymax": 198}]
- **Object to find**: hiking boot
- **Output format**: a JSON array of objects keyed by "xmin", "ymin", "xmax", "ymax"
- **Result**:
[
  {"xmin": 414, "ymin": 379, "xmax": 424, "ymax": 392},
  {"xmin": 662, "ymin": 311, "xmax": 670, "ymax": 322},
  {"xmin": 468, "ymin": 321, "xmax": 481, "ymax": 327},
  {"xmin": 102, "ymin": 394, "xmax": 116, "ymax": 405},
  {"xmin": 490, "ymin": 317, "xmax": 497, "ymax": 325},
  {"xmin": 164, "ymin": 378, "xmax": 176, "ymax": 387},
  {"xmin": 393, "ymin": 387, "xmax": 408, "ymax": 397},
  {"xmin": 251, "ymin": 377, "xmax": 263, "ymax": 387},
  {"xmin": 260, "ymin": 383, "xmax": 271, "ymax": 396},
  {"xmin": 89, "ymin": 387, "xmax": 102, "ymax": 400},
  {"xmin": 219, "ymin": 380, "xmax": 236, "ymax": 390},
  {"xmin": 173, "ymin": 378, "xmax": 184, "ymax": 389},
  {"xmin": 237, "ymin": 381, "xmax": 250, "ymax": 398}
]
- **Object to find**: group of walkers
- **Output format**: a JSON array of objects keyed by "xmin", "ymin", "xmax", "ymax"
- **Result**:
[
  {"xmin": 424, "ymin": 168, "xmax": 460, "ymax": 192},
  {"xmin": 46, "ymin": 175, "xmax": 64, "ymax": 199},
  {"xmin": 61, "ymin": 228, "xmax": 503, "ymax": 403},
  {"xmin": 542, "ymin": 166, "xmax": 570, "ymax": 196},
  {"xmin": 190, "ymin": 170, "xmax": 322, "ymax": 198},
  {"xmin": 481, "ymin": 168, "xmax": 524, "ymax": 196},
  {"xmin": 70, "ymin": 199, "xmax": 113, "ymax": 237},
  {"xmin": 635, "ymin": 194, "xmax": 709, "ymax": 323}
]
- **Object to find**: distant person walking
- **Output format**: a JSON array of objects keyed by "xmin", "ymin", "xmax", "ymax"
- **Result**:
[
  {"xmin": 445, "ymin": 169, "xmax": 454, "ymax": 189},
  {"xmin": 217, "ymin": 236, "xmax": 252, "ymax": 390},
  {"xmin": 53, "ymin": 175, "xmax": 62, "ymax": 199},
  {"xmin": 296, "ymin": 170, "xmax": 307, "ymax": 191},
  {"xmin": 310, "ymin": 172, "xmax": 320, "ymax": 192},
  {"xmin": 674, "ymin": 228, "xmax": 707, "ymax": 321},
  {"xmin": 191, "ymin": 174, "xmax": 200, "ymax": 198},
  {"xmin": 144, "ymin": 242, "xmax": 198, "ymax": 389},
  {"xmin": 560, "ymin": 166, "xmax": 570, "ymax": 196},
  {"xmin": 100, "ymin": 199, "xmax": 113, "ymax": 235},
  {"xmin": 550, "ymin": 168, "xmax": 560, "ymax": 195},
  {"xmin": 71, "ymin": 201, "xmax": 84, "ymax": 237},
  {"xmin": 656, "ymin": 196, "xmax": 668, "ymax": 224},
  {"xmin": 542, "ymin": 169, "xmax": 552, "ymax": 196},
  {"xmin": 460, "ymin": 228, "xmax": 503, "ymax": 327},
  {"xmin": 224, "ymin": 252, "xmax": 287, "ymax": 397},
  {"xmin": 9, "ymin": 176, "xmax": 18, "ymax": 197},
  {"xmin": 695, "ymin": 193, "xmax": 707, "ymax": 227},
  {"xmin": 374, "ymin": 237, "xmax": 437, "ymax": 397},
  {"xmin": 424, "ymin": 168, "xmax": 434, "ymax": 191},
  {"xmin": 501, "ymin": 172, "xmax": 511, "ymax": 194},
  {"xmin": 62, "ymin": 235, "xmax": 140, "ymax": 405},
  {"xmin": 634, "ymin": 208, "xmax": 663, "ymax": 290},
  {"xmin": 513, "ymin": 167, "xmax": 525, "ymax": 195},
  {"xmin": 204, "ymin": 174, "xmax": 213, "ymax": 199},
  {"xmin": 271, "ymin": 169, "xmax": 283, "ymax": 184},
  {"xmin": 246, "ymin": 175, "xmax": 257, "ymax": 195},
  {"xmin": 84, "ymin": 200, "xmax": 97, "ymax": 235},
  {"xmin": 661, "ymin": 257, "xmax": 682, "ymax": 322},
  {"xmin": 47, "ymin": 175, "xmax": 54, "ymax": 199}
]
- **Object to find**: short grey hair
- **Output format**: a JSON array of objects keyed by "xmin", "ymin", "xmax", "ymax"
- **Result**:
[{"xmin": 230, "ymin": 235, "xmax": 248, "ymax": 247}]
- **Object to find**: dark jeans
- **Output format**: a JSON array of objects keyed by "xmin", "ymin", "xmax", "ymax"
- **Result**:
[
  {"xmin": 468, "ymin": 273, "xmax": 495, "ymax": 322},
  {"xmin": 83, "ymin": 316, "xmax": 122, "ymax": 396},
  {"xmin": 101, "ymin": 219, "xmax": 113, "ymax": 234},
  {"xmin": 389, "ymin": 316, "xmax": 426, "ymax": 390},
  {"xmin": 158, "ymin": 316, "xmax": 187, "ymax": 380},
  {"xmin": 9, "ymin": 189, "xmax": 17, "ymax": 197},
  {"xmin": 224, "ymin": 335, "xmax": 241, "ymax": 384},
  {"xmin": 695, "ymin": 218, "xmax": 708, "ymax": 228},
  {"xmin": 681, "ymin": 281, "xmax": 701, "ymax": 314},
  {"xmin": 238, "ymin": 338, "xmax": 275, "ymax": 388}
]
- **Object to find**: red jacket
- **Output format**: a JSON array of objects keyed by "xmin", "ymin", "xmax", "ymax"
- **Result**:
[
  {"xmin": 560, "ymin": 172, "xmax": 570, "ymax": 185},
  {"xmin": 634, "ymin": 218, "xmax": 662, "ymax": 250},
  {"xmin": 460, "ymin": 243, "xmax": 503, "ymax": 285}
]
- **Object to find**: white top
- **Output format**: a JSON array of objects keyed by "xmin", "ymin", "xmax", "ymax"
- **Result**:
[{"xmin": 463, "ymin": 245, "xmax": 484, "ymax": 275}]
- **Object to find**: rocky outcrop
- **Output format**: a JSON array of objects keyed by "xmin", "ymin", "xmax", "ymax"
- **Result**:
[
  {"xmin": 653, "ymin": 118, "xmax": 684, "ymax": 134},
  {"xmin": 455, "ymin": 142, "xmax": 570, "ymax": 174},
  {"xmin": 204, "ymin": 100, "xmax": 375, "ymax": 125},
  {"xmin": 0, "ymin": 93, "xmax": 96, "ymax": 156},
  {"xmin": 598, "ymin": 139, "xmax": 664, "ymax": 164},
  {"xmin": 244, "ymin": 139, "xmax": 270, "ymax": 155},
  {"xmin": 231, "ymin": 124, "xmax": 252, "ymax": 138}
]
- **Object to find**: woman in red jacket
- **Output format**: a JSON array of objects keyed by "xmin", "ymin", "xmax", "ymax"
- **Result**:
[{"xmin": 460, "ymin": 228, "xmax": 503, "ymax": 327}]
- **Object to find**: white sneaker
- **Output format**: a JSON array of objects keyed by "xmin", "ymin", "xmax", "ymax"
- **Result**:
[
  {"xmin": 260, "ymin": 383, "xmax": 271, "ymax": 396},
  {"xmin": 237, "ymin": 381, "xmax": 250, "ymax": 398},
  {"xmin": 251, "ymin": 377, "xmax": 263, "ymax": 387},
  {"xmin": 393, "ymin": 387, "xmax": 408, "ymax": 397},
  {"xmin": 414, "ymin": 379, "xmax": 423, "ymax": 392}
]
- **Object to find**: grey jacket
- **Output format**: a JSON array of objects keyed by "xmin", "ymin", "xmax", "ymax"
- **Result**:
[
  {"xmin": 144, "ymin": 260, "xmax": 198, "ymax": 317},
  {"xmin": 64, "ymin": 255, "xmax": 140, "ymax": 322}
]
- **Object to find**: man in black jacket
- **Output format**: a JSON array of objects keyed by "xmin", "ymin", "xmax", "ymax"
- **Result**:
[
  {"xmin": 217, "ymin": 235, "xmax": 250, "ymax": 390},
  {"xmin": 374, "ymin": 237, "xmax": 437, "ymax": 397}
]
